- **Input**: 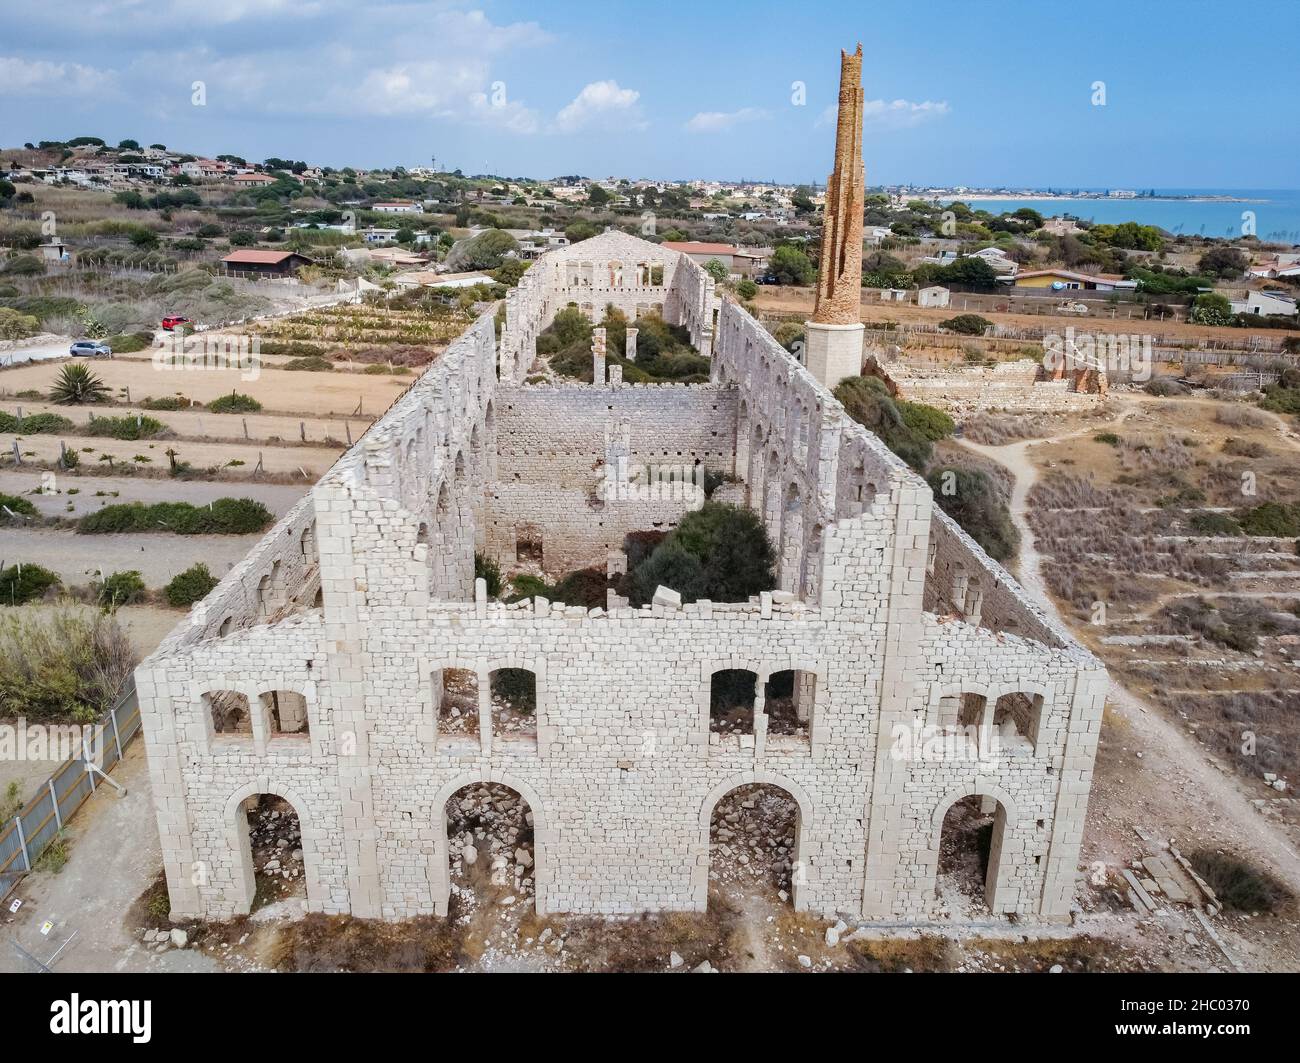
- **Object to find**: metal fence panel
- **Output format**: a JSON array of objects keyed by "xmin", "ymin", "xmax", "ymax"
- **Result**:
[{"xmin": 0, "ymin": 680, "xmax": 138, "ymax": 896}]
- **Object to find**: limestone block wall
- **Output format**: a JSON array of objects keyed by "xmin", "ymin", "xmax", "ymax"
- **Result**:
[
  {"xmin": 494, "ymin": 383, "xmax": 738, "ymax": 486},
  {"xmin": 483, "ymin": 482, "xmax": 697, "ymax": 576},
  {"xmin": 888, "ymin": 359, "xmax": 1101, "ymax": 414}
]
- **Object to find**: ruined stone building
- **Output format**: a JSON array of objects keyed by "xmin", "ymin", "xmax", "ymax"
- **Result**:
[{"xmin": 137, "ymin": 228, "xmax": 1107, "ymax": 924}]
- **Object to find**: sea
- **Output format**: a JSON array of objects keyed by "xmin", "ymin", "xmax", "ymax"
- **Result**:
[{"xmin": 934, "ymin": 188, "xmax": 1300, "ymax": 245}]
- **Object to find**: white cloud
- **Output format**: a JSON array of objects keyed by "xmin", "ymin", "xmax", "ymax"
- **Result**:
[
  {"xmin": 817, "ymin": 98, "xmax": 950, "ymax": 131},
  {"xmin": 684, "ymin": 107, "xmax": 767, "ymax": 133},
  {"xmin": 0, "ymin": 56, "xmax": 110, "ymax": 97},
  {"xmin": 553, "ymin": 80, "xmax": 645, "ymax": 133}
]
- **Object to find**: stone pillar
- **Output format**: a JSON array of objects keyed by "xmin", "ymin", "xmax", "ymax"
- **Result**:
[
  {"xmin": 591, "ymin": 326, "xmax": 606, "ymax": 384},
  {"xmin": 625, "ymin": 327, "xmax": 638, "ymax": 362},
  {"xmin": 804, "ymin": 321, "xmax": 865, "ymax": 390}
]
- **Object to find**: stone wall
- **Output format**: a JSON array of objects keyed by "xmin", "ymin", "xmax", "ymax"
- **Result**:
[{"xmin": 887, "ymin": 358, "xmax": 1101, "ymax": 414}]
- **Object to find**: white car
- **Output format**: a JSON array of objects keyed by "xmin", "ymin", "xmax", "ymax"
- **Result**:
[{"xmin": 69, "ymin": 339, "xmax": 113, "ymax": 357}]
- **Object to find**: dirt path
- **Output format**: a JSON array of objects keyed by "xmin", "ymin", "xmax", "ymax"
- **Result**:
[
  {"xmin": 0, "ymin": 527, "xmax": 265, "ymax": 584},
  {"xmin": 0, "ymin": 469, "xmax": 307, "ymax": 518},
  {"xmin": 960, "ymin": 404, "xmax": 1300, "ymax": 909}
]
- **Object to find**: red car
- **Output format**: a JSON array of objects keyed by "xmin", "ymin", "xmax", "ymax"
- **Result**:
[{"xmin": 161, "ymin": 316, "xmax": 191, "ymax": 331}]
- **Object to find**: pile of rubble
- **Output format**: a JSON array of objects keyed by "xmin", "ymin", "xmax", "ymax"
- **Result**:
[
  {"xmin": 708, "ymin": 785, "xmax": 797, "ymax": 895},
  {"xmin": 447, "ymin": 784, "xmax": 535, "ymax": 905},
  {"xmin": 438, "ymin": 670, "xmax": 479, "ymax": 736},
  {"xmin": 249, "ymin": 797, "xmax": 305, "ymax": 902}
]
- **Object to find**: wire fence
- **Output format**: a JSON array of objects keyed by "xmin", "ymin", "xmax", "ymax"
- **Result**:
[{"xmin": 0, "ymin": 681, "xmax": 140, "ymax": 902}]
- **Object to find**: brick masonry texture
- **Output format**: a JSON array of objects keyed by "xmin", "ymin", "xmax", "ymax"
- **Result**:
[{"xmin": 137, "ymin": 231, "xmax": 1106, "ymax": 925}]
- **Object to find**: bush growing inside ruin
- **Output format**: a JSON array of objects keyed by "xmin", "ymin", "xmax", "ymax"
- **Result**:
[
  {"xmin": 164, "ymin": 563, "xmax": 218, "ymax": 607},
  {"xmin": 0, "ymin": 605, "xmax": 135, "ymax": 722},
  {"xmin": 79, "ymin": 498, "xmax": 273, "ymax": 535},
  {"xmin": 474, "ymin": 552, "xmax": 502, "ymax": 598},
  {"xmin": 927, "ymin": 467, "xmax": 1020, "ymax": 562},
  {"xmin": 627, "ymin": 502, "xmax": 775, "ymax": 606},
  {"xmin": 0, "ymin": 563, "xmax": 61, "ymax": 605},
  {"xmin": 834, "ymin": 375, "xmax": 933, "ymax": 471},
  {"xmin": 551, "ymin": 567, "xmax": 610, "ymax": 609},
  {"xmin": 208, "ymin": 392, "xmax": 263, "ymax": 414},
  {"xmin": 1189, "ymin": 849, "xmax": 1293, "ymax": 914}
]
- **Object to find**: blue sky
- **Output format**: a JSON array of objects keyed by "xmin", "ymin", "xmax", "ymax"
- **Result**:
[{"xmin": 1, "ymin": 0, "xmax": 1296, "ymax": 188}]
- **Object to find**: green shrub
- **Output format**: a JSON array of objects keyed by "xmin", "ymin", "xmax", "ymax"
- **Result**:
[
  {"xmin": 1144, "ymin": 376, "xmax": 1189, "ymax": 397},
  {"xmin": 0, "ymin": 563, "xmax": 61, "ymax": 605},
  {"xmin": 1237, "ymin": 501, "xmax": 1300, "ymax": 537},
  {"xmin": 627, "ymin": 503, "xmax": 775, "ymax": 606},
  {"xmin": 474, "ymin": 552, "xmax": 502, "ymax": 598},
  {"xmin": 1259, "ymin": 384, "xmax": 1300, "ymax": 415},
  {"xmin": 834, "ymin": 376, "xmax": 932, "ymax": 470},
  {"xmin": 1188, "ymin": 511, "xmax": 1243, "ymax": 537},
  {"xmin": 96, "ymin": 570, "xmax": 146, "ymax": 608},
  {"xmin": 34, "ymin": 833, "xmax": 70, "ymax": 874},
  {"xmin": 164, "ymin": 563, "xmax": 219, "ymax": 607},
  {"xmin": 283, "ymin": 356, "xmax": 335, "ymax": 372},
  {"xmin": 103, "ymin": 331, "xmax": 151, "ymax": 353},
  {"xmin": 0, "ymin": 493, "xmax": 38, "ymax": 520},
  {"xmin": 0, "ymin": 307, "xmax": 40, "ymax": 339},
  {"xmin": 0, "ymin": 411, "xmax": 74, "ymax": 434},
  {"xmin": 551, "ymin": 567, "xmax": 609, "ymax": 609},
  {"xmin": 84, "ymin": 414, "xmax": 168, "ymax": 440},
  {"xmin": 1093, "ymin": 432, "xmax": 1120, "ymax": 445},
  {"xmin": 927, "ymin": 467, "xmax": 1019, "ymax": 562},
  {"xmin": 898, "ymin": 401, "xmax": 955, "ymax": 442},
  {"xmin": 207, "ymin": 392, "xmax": 263, "ymax": 414},
  {"xmin": 939, "ymin": 313, "xmax": 992, "ymax": 336},
  {"xmin": 79, "ymin": 498, "xmax": 273, "ymax": 535},
  {"xmin": 1189, "ymin": 849, "xmax": 1293, "ymax": 913},
  {"xmin": 140, "ymin": 395, "xmax": 196, "ymax": 411},
  {"xmin": 506, "ymin": 573, "xmax": 551, "ymax": 602},
  {"xmin": 0, "ymin": 605, "xmax": 135, "ymax": 721}
]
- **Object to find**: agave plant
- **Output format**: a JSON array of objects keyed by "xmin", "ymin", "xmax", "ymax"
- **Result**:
[{"xmin": 49, "ymin": 363, "xmax": 110, "ymax": 405}]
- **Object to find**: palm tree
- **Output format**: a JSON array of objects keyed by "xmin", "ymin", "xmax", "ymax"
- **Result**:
[{"xmin": 49, "ymin": 363, "xmax": 110, "ymax": 405}]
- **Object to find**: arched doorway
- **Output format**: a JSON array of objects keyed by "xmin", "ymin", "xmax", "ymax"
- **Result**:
[
  {"xmin": 700, "ymin": 779, "xmax": 810, "ymax": 912},
  {"xmin": 434, "ymin": 777, "xmax": 545, "ymax": 916},
  {"xmin": 224, "ymin": 784, "xmax": 325, "ymax": 916},
  {"xmin": 933, "ymin": 791, "xmax": 1012, "ymax": 916}
]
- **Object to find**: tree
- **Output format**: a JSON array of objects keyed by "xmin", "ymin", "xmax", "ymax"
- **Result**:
[
  {"xmin": 791, "ymin": 186, "xmax": 816, "ymax": 214},
  {"xmin": 1197, "ymin": 246, "xmax": 1249, "ymax": 279},
  {"xmin": 834, "ymin": 376, "xmax": 932, "ymax": 471},
  {"xmin": 450, "ymin": 228, "xmax": 518, "ymax": 270},
  {"xmin": 492, "ymin": 258, "xmax": 529, "ymax": 286},
  {"xmin": 736, "ymin": 278, "xmax": 758, "ymax": 300},
  {"xmin": 564, "ymin": 220, "xmax": 600, "ymax": 244},
  {"xmin": 628, "ymin": 503, "xmax": 775, "ymax": 606},
  {"xmin": 49, "ymin": 363, "xmax": 110, "ymax": 405},
  {"xmin": 587, "ymin": 184, "xmax": 612, "ymax": 207},
  {"xmin": 129, "ymin": 228, "xmax": 159, "ymax": 249},
  {"xmin": 769, "ymin": 244, "xmax": 815, "ymax": 286},
  {"xmin": 703, "ymin": 258, "xmax": 729, "ymax": 283},
  {"xmin": 1189, "ymin": 291, "xmax": 1233, "ymax": 326},
  {"xmin": 117, "ymin": 138, "xmax": 141, "ymax": 151}
]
